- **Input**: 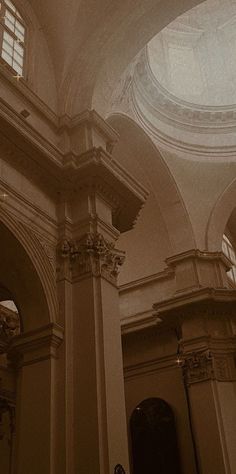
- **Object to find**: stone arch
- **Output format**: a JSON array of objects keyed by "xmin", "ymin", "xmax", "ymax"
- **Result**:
[
  {"xmin": 108, "ymin": 113, "xmax": 196, "ymax": 257},
  {"xmin": 62, "ymin": 0, "xmax": 204, "ymax": 117},
  {"xmin": 0, "ymin": 209, "xmax": 58, "ymax": 332},
  {"xmin": 206, "ymin": 178, "xmax": 236, "ymax": 252}
]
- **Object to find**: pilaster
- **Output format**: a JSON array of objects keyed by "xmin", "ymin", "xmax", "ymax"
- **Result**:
[
  {"xmin": 56, "ymin": 117, "xmax": 148, "ymax": 474},
  {"xmin": 7, "ymin": 324, "xmax": 63, "ymax": 474},
  {"xmin": 154, "ymin": 287, "xmax": 236, "ymax": 474}
]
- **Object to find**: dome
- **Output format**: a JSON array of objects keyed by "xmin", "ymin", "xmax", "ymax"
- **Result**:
[{"xmin": 148, "ymin": 0, "xmax": 236, "ymax": 107}]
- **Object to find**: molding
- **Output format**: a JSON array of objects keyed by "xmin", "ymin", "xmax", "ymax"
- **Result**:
[
  {"xmin": 62, "ymin": 147, "xmax": 148, "ymax": 233},
  {"xmin": 119, "ymin": 267, "xmax": 174, "ymax": 293},
  {"xmin": 121, "ymin": 310, "xmax": 162, "ymax": 335},
  {"xmin": 154, "ymin": 287, "xmax": 236, "ymax": 317},
  {"xmin": 8, "ymin": 323, "xmax": 64, "ymax": 366},
  {"xmin": 0, "ymin": 63, "xmax": 58, "ymax": 127},
  {"xmin": 124, "ymin": 354, "xmax": 178, "ymax": 380},
  {"xmin": 163, "ymin": 249, "xmax": 231, "ymax": 294},
  {"xmin": 63, "ymin": 109, "xmax": 119, "ymax": 142},
  {"xmin": 0, "ymin": 126, "xmax": 148, "ymax": 232},
  {"xmin": 132, "ymin": 97, "xmax": 236, "ymax": 157},
  {"xmin": 134, "ymin": 48, "xmax": 236, "ymax": 133},
  {"xmin": 166, "ymin": 249, "xmax": 231, "ymax": 270},
  {"xmin": 0, "ymin": 179, "xmax": 58, "ymax": 236}
]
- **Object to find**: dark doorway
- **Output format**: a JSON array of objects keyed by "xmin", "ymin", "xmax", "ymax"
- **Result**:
[{"xmin": 130, "ymin": 398, "xmax": 181, "ymax": 474}]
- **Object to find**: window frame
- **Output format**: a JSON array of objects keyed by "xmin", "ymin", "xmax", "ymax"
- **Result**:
[{"xmin": 0, "ymin": 0, "xmax": 27, "ymax": 78}]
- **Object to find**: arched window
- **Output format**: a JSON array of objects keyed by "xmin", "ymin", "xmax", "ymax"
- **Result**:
[
  {"xmin": 0, "ymin": 0, "xmax": 26, "ymax": 76},
  {"xmin": 222, "ymin": 234, "xmax": 236, "ymax": 287},
  {"xmin": 130, "ymin": 398, "xmax": 181, "ymax": 474}
]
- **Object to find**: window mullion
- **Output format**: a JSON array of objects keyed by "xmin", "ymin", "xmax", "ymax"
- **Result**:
[{"xmin": 0, "ymin": 1, "xmax": 25, "ymax": 77}]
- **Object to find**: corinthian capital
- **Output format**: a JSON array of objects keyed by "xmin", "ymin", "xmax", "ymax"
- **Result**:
[{"xmin": 58, "ymin": 233, "xmax": 125, "ymax": 284}]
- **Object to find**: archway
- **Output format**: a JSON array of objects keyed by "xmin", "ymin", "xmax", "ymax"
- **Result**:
[
  {"xmin": 130, "ymin": 398, "xmax": 181, "ymax": 474},
  {"xmin": 206, "ymin": 178, "xmax": 236, "ymax": 252},
  {"xmin": 0, "ymin": 212, "xmax": 61, "ymax": 474}
]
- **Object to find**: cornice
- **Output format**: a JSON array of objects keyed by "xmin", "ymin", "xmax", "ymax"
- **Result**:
[
  {"xmin": 62, "ymin": 147, "xmax": 148, "ymax": 232},
  {"xmin": 154, "ymin": 287, "xmax": 236, "ymax": 316},
  {"xmin": 124, "ymin": 354, "xmax": 178, "ymax": 379},
  {"xmin": 121, "ymin": 310, "xmax": 162, "ymax": 335},
  {"xmin": 134, "ymin": 48, "xmax": 236, "ymax": 133},
  {"xmin": 0, "ymin": 62, "xmax": 58, "ymax": 127},
  {"xmin": 119, "ymin": 267, "xmax": 174, "ymax": 293},
  {"xmin": 8, "ymin": 323, "xmax": 64, "ymax": 366},
  {"xmin": 0, "ymin": 123, "xmax": 148, "ymax": 234},
  {"xmin": 0, "ymin": 97, "xmax": 63, "ymax": 167},
  {"xmin": 166, "ymin": 249, "xmax": 231, "ymax": 270},
  {"xmin": 62, "ymin": 109, "xmax": 119, "ymax": 142},
  {"xmin": 132, "ymin": 97, "xmax": 236, "ymax": 157}
]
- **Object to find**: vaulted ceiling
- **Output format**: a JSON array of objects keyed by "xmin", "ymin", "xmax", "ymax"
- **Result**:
[{"xmin": 28, "ymin": 0, "xmax": 205, "ymax": 115}]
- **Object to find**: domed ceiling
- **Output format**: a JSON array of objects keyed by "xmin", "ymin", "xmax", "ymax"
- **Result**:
[
  {"xmin": 110, "ymin": 0, "xmax": 236, "ymax": 151},
  {"xmin": 148, "ymin": 0, "xmax": 236, "ymax": 107}
]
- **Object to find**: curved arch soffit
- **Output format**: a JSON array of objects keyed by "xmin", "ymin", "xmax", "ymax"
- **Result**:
[
  {"xmin": 108, "ymin": 113, "xmax": 196, "ymax": 254},
  {"xmin": 206, "ymin": 177, "xmax": 236, "ymax": 251},
  {"xmin": 62, "ymin": 0, "xmax": 205, "ymax": 116},
  {"xmin": 0, "ymin": 209, "xmax": 58, "ymax": 331}
]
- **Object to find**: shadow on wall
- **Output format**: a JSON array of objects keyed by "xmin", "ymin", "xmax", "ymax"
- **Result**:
[{"xmin": 130, "ymin": 398, "xmax": 182, "ymax": 474}]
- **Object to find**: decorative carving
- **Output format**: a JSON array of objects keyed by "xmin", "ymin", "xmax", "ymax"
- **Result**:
[
  {"xmin": 58, "ymin": 233, "xmax": 125, "ymax": 283},
  {"xmin": 37, "ymin": 237, "xmax": 57, "ymax": 275},
  {"xmin": 182, "ymin": 350, "xmax": 214, "ymax": 385},
  {"xmin": 0, "ymin": 306, "xmax": 20, "ymax": 353},
  {"xmin": 213, "ymin": 356, "xmax": 234, "ymax": 381},
  {"xmin": 180, "ymin": 349, "xmax": 236, "ymax": 384},
  {"xmin": 130, "ymin": 48, "xmax": 236, "ymax": 146}
]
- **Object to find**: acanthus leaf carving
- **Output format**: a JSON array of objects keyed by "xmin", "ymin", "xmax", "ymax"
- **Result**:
[
  {"xmin": 182, "ymin": 350, "xmax": 214, "ymax": 385},
  {"xmin": 58, "ymin": 233, "xmax": 125, "ymax": 283},
  {"xmin": 179, "ymin": 349, "xmax": 236, "ymax": 384}
]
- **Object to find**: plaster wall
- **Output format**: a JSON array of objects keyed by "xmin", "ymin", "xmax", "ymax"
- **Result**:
[{"xmin": 159, "ymin": 149, "xmax": 236, "ymax": 250}]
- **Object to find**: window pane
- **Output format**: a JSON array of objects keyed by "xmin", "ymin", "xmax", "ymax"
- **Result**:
[
  {"xmin": 15, "ymin": 28, "xmax": 24, "ymax": 42},
  {"xmin": 5, "ymin": 0, "xmax": 16, "ymax": 13},
  {"xmin": 3, "ymin": 30, "xmax": 14, "ymax": 46},
  {"xmin": 2, "ymin": 39, "xmax": 13, "ymax": 55},
  {"xmin": 13, "ymin": 50, "xmax": 23, "ymax": 66},
  {"xmin": 1, "ymin": 1, "xmax": 25, "ymax": 76},
  {"xmin": 14, "ymin": 41, "xmax": 23, "ymax": 55},
  {"xmin": 12, "ymin": 60, "xmax": 22, "ymax": 74},
  {"xmin": 5, "ymin": 17, "xmax": 15, "ymax": 33},
  {"xmin": 1, "ymin": 49, "xmax": 12, "ymax": 66},
  {"xmin": 15, "ymin": 19, "xmax": 24, "ymax": 34},
  {"xmin": 5, "ymin": 8, "xmax": 15, "ymax": 24}
]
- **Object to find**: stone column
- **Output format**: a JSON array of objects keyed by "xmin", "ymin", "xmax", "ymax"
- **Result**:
[
  {"xmin": 155, "ymin": 287, "xmax": 236, "ymax": 474},
  {"xmin": 57, "ymin": 139, "xmax": 148, "ymax": 473},
  {"xmin": 8, "ymin": 323, "xmax": 63, "ymax": 474}
]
